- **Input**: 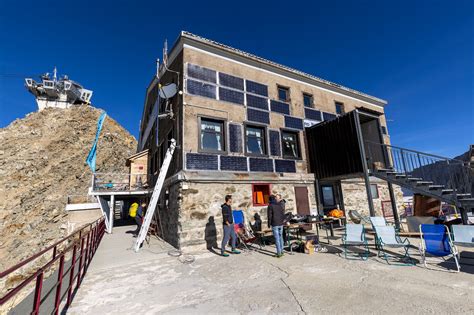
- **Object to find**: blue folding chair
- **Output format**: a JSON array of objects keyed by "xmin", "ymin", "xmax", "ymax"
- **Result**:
[
  {"xmin": 342, "ymin": 224, "xmax": 369, "ymax": 260},
  {"xmin": 419, "ymin": 224, "xmax": 460, "ymax": 272},
  {"xmin": 233, "ymin": 210, "xmax": 257, "ymax": 250}
]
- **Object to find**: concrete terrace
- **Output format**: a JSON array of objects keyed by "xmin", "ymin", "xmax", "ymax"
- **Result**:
[{"xmin": 68, "ymin": 225, "xmax": 474, "ymax": 314}]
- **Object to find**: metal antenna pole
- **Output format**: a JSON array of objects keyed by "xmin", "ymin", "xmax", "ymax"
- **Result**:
[{"xmin": 133, "ymin": 139, "xmax": 176, "ymax": 252}]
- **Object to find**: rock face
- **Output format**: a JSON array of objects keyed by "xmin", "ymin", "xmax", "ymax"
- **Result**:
[{"xmin": 0, "ymin": 106, "xmax": 137, "ymax": 270}]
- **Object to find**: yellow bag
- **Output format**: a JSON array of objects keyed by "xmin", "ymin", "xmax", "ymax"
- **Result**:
[{"xmin": 129, "ymin": 202, "xmax": 139, "ymax": 218}]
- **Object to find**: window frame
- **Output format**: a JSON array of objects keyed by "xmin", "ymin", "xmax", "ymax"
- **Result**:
[
  {"xmin": 280, "ymin": 129, "xmax": 301, "ymax": 160},
  {"xmin": 321, "ymin": 185, "xmax": 336, "ymax": 207},
  {"xmin": 335, "ymin": 101, "xmax": 345, "ymax": 115},
  {"xmin": 303, "ymin": 93, "xmax": 314, "ymax": 108},
  {"xmin": 244, "ymin": 123, "xmax": 268, "ymax": 157},
  {"xmin": 277, "ymin": 85, "xmax": 290, "ymax": 102},
  {"xmin": 370, "ymin": 184, "xmax": 379, "ymax": 199},
  {"xmin": 252, "ymin": 183, "xmax": 271, "ymax": 206},
  {"xmin": 198, "ymin": 116, "xmax": 227, "ymax": 154}
]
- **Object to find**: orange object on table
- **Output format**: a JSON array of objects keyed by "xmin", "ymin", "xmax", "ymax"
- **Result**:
[{"xmin": 328, "ymin": 209, "xmax": 344, "ymax": 218}]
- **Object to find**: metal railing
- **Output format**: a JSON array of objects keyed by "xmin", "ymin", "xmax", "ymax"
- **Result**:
[
  {"xmin": 91, "ymin": 173, "xmax": 150, "ymax": 192},
  {"xmin": 366, "ymin": 141, "xmax": 473, "ymax": 196},
  {"xmin": 0, "ymin": 218, "xmax": 105, "ymax": 314}
]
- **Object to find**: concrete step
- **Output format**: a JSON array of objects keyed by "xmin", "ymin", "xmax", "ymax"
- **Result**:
[
  {"xmin": 441, "ymin": 189, "xmax": 455, "ymax": 195},
  {"xmin": 395, "ymin": 174, "xmax": 407, "ymax": 178},
  {"xmin": 407, "ymin": 177, "xmax": 423, "ymax": 182},
  {"xmin": 416, "ymin": 181, "xmax": 434, "ymax": 186},
  {"xmin": 376, "ymin": 168, "xmax": 393, "ymax": 173},
  {"xmin": 428, "ymin": 185, "xmax": 444, "ymax": 190}
]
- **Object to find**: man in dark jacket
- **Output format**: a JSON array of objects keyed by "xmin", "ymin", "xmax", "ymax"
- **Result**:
[
  {"xmin": 220, "ymin": 195, "xmax": 241, "ymax": 257},
  {"xmin": 267, "ymin": 194, "xmax": 286, "ymax": 257},
  {"xmin": 133, "ymin": 201, "xmax": 146, "ymax": 236}
]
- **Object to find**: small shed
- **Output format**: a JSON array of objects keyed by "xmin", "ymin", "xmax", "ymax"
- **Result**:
[{"xmin": 126, "ymin": 150, "xmax": 149, "ymax": 190}]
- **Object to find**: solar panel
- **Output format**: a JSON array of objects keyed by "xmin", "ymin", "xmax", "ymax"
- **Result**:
[
  {"xmin": 219, "ymin": 73, "xmax": 244, "ymax": 90},
  {"xmin": 275, "ymin": 159, "xmax": 296, "ymax": 173},
  {"xmin": 305, "ymin": 108, "xmax": 322, "ymax": 121},
  {"xmin": 270, "ymin": 100, "xmax": 290, "ymax": 115},
  {"xmin": 284, "ymin": 116, "xmax": 304, "ymax": 130},
  {"xmin": 323, "ymin": 112, "xmax": 337, "ymax": 121},
  {"xmin": 219, "ymin": 87, "xmax": 244, "ymax": 105},
  {"xmin": 247, "ymin": 108, "xmax": 270, "ymax": 124},
  {"xmin": 249, "ymin": 158, "xmax": 274, "ymax": 172},
  {"xmin": 186, "ymin": 153, "xmax": 218, "ymax": 170},
  {"xmin": 187, "ymin": 79, "xmax": 216, "ymax": 99},
  {"xmin": 269, "ymin": 130, "xmax": 281, "ymax": 156},
  {"xmin": 245, "ymin": 80, "xmax": 268, "ymax": 97},
  {"xmin": 246, "ymin": 94, "xmax": 268, "ymax": 110},
  {"xmin": 229, "ymin": 124, "xmax": 243, "ymax": 153},
  {"xmin": 187, "ymin": 64, "xmax": 216, "ymax": 83},
  {"xmin": 220, "ymin": 156, "xmax": 248, "ymax": 171}
]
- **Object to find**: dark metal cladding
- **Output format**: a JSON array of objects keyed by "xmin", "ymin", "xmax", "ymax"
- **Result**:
[
  {"xmin": 186, "ymin": 153, "xmax": 218, "ymax": 170},
  {"xmin": 220, "ymin": 156, "xmax": 248, "ymax": 171},
  {"xmin": 249, "ymin": 158, "xmax": 274, "ymax": 172}
]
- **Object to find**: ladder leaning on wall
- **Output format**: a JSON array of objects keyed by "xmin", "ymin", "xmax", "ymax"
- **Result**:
[{"xmin": 133, "ymin": 139, "xmax": 176, "ymax": 252}]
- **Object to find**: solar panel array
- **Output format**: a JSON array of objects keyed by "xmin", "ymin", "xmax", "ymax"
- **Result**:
[
  {"xmin": 187, "ymin": 64, "xmax": 216, "ymax": 83},
  {"xmin": 186, "ymin": 153, "xmax": 218, "ymax": 170},
  {"xmin": 269, "ymin": 130, "xmax": 281, "ymax": 156},
  {"xmin": 246, "ymin": 94, "xmax": 268, "ymax": 110},
  {"xmin": 220, "ymin": 156, "xmax": 248, "ymax": 171},
  {"xmin": 249, "ymin": 158, "xmax": 274, "ymax": 172},
  {"xmin": 305, "ymin": 108, "xmax": 322, "ymax": 121},
  {"xmin": 187, "ymin": 79, "xmax": 216, "ymax": 99},
  {"xmin": 284, "ymin": 116, "xmax": 304, "ymax": 130},
  {"xmin": 229, "ymin": 124, "xmax": 243, "ymax": 153},
  {"xmin": 275, "ymin": 159, "xmax": 296, "ymax": 173},
  {"xmin": 323, "ymin": 112, "xmax": 337, "ymax": 121},
  {"xmin": 270, "ymin": 100, "xmax": 290, "ymax": 115},
  {"xmin": 246, "ymin": 80, "xmax": 268, "ymax": 97},
  {"xmin": 219, "ymin": 73, "xmax": 244, "ymax": 90},
  {"xmin": 219, "ymin": 87, "xmax": 244, "ymax": 105},
  {"xmin": 247, "ymin": 108, "xmax": 270, "ymax": 124}
]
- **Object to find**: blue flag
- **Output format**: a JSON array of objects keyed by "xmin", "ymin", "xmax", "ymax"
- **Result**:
[{"xmin": 86, "ymin": 111, "xmax": 107, "ymax": 172}]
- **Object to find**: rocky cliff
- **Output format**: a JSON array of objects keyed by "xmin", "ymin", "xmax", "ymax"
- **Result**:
[{"xmin": 0, "ymin": 106, "xmax": 137, "ymax": 270}]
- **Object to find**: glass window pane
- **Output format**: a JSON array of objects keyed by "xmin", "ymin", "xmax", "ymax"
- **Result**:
[
  {"xmin": 370, "ymin": 184, "xmax": 379, "ymax": 199},
  {"xmin": 322, "ymin": 186, "xmax": 335, "ymax": 206},
  {"xmin": 303, "ymin": 94, "xmax": 312, "ymax": 107},
  {"xmin": 246, "ymin": 126, "xmax": 265, "ymax": 154},
  {"xmin": 282, "ymin": 132, "xmax": 299, "ymax": 158},
  {"xmin": 200, "ymin": 119, "xmax": 223, "ymax": 151}
]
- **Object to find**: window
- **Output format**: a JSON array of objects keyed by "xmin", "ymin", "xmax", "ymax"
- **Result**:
[
  {"xmin": 370, "ymin": 184, "xmax": 379, "ymax": 199},
  {"xmin": 381, "ymin": 126, "xmax": 388, "ymax": 135},
  {"xmin": 281, "ymin": 130, "xmax": 300, "ymax": 159},
  {"xmin": 245, "ymin": 125, "xmax": 266, "ymax": 155},
  {"xmin": 252, "ymin": 184, "xmax": 271, "ymax": 206},
  {"xmin": 303, "ymin": 93, "xmax": 313, "ymax": 107},
  {"xmin": 321, "ymin": 185, "xmax": 335, "ymax": 206},
  {"xmin": 335, "ymin": 102, "xmax": 344, "ymax": 115},
  {"xmin": 200, "ymin": 118, "xmax": 225, "ymax": 152},
  {"xmin": 278, "ymin": 86, "xmax": 290, "ymax": 102}
]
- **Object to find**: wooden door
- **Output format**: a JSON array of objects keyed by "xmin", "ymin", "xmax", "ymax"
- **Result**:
[{"xmin": 295, "ymin": 186, "xmax": 311, "ymax": 230}]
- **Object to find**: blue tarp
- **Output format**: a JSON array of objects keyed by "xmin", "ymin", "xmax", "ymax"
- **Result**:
[{"xmin": 86, "ymin": 112, "xmax": 107, "ymax": 172}]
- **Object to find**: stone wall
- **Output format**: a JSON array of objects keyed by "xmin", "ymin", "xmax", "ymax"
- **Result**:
[
  {"xmin": 341, "ymin": 178, "xmax": 404, "ymax": 219},
  {"xmin": 162, "ymin": 179, "xmax": 316, "ymax": 250}
]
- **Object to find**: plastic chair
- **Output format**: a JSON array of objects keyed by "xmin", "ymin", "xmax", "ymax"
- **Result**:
[
  {"xmin": 451, "ymin": 225, "xmax": 474, "ymax": 247},
  {"xmin": 374, "ymin": 225, "xmax": 413, "ymax": 265},
  {"xmin": 342, "ymin": 224, "xmax": 369, "ymax": 260},
  {"xmin": 419, "ymin": 224, "xmax": 460, "ymax": 272}
]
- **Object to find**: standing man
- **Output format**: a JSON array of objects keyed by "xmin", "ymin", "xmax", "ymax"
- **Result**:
[
  {"xmin": 268, "ymin": 194, "xmax": 285, "ymax": 257},
  {"xmin": 133, "ymin": 201, "xmax": 146, "ymax": 237},
  {"xmin": 221, "ymin": 195, "xmax": 241, "ymax": 257}
]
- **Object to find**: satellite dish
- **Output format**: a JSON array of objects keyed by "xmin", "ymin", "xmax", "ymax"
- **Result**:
[{"xmin": 159, "ymin": 83, "xmax": 178, "ymax": 99}]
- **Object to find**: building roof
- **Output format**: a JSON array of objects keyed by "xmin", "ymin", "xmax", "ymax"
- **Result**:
[
  {"xmin": 177, "ymin": 31, "xmax": 387, "ymax": 107},
  {"xmin": 126, "ymin": 149, "xmax": 148, "ymax": 166}
]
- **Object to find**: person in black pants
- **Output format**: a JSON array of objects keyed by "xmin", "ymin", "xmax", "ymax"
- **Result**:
[
  {"xmin": 220, "ymin": 195, "xmax": 241, "ymax": 257},
  {"xmin": 133, "ymin": 201, "xmax": 146, "ymax": 236}
]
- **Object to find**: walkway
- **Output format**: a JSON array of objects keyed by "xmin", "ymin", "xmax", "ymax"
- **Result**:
[{"xmin": 68, "ymin": 226, "xmax": 474, "ymax": 314}]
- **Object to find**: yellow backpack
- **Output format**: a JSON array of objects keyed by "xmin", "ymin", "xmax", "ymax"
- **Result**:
[{"xmin": 129, "ymin": 202, "xmax": 139, "ymax": 218}]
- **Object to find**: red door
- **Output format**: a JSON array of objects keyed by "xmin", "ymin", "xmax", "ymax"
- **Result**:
[{"xmin": 295, "ymin": 186, "xmax": 311, "ymax": 230}]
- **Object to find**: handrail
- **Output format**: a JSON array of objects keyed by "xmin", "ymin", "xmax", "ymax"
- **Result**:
[
  {"xmin": 364, "ymin": 140, "xmax": 467, "ymax": 165},
  {"xmin": 0, "ymin": 218, "xmax": 105, "ymax": 314}
]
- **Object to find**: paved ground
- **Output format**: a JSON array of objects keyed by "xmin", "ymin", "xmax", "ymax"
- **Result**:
[{"xmin": 68, "ymin": 225, "xmax": 474, "ymax": 314}]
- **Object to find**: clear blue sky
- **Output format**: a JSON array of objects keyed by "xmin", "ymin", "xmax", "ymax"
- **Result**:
[{"xmin": 1, "ymin": 0, "xmax": 472, "ymax": 158}]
